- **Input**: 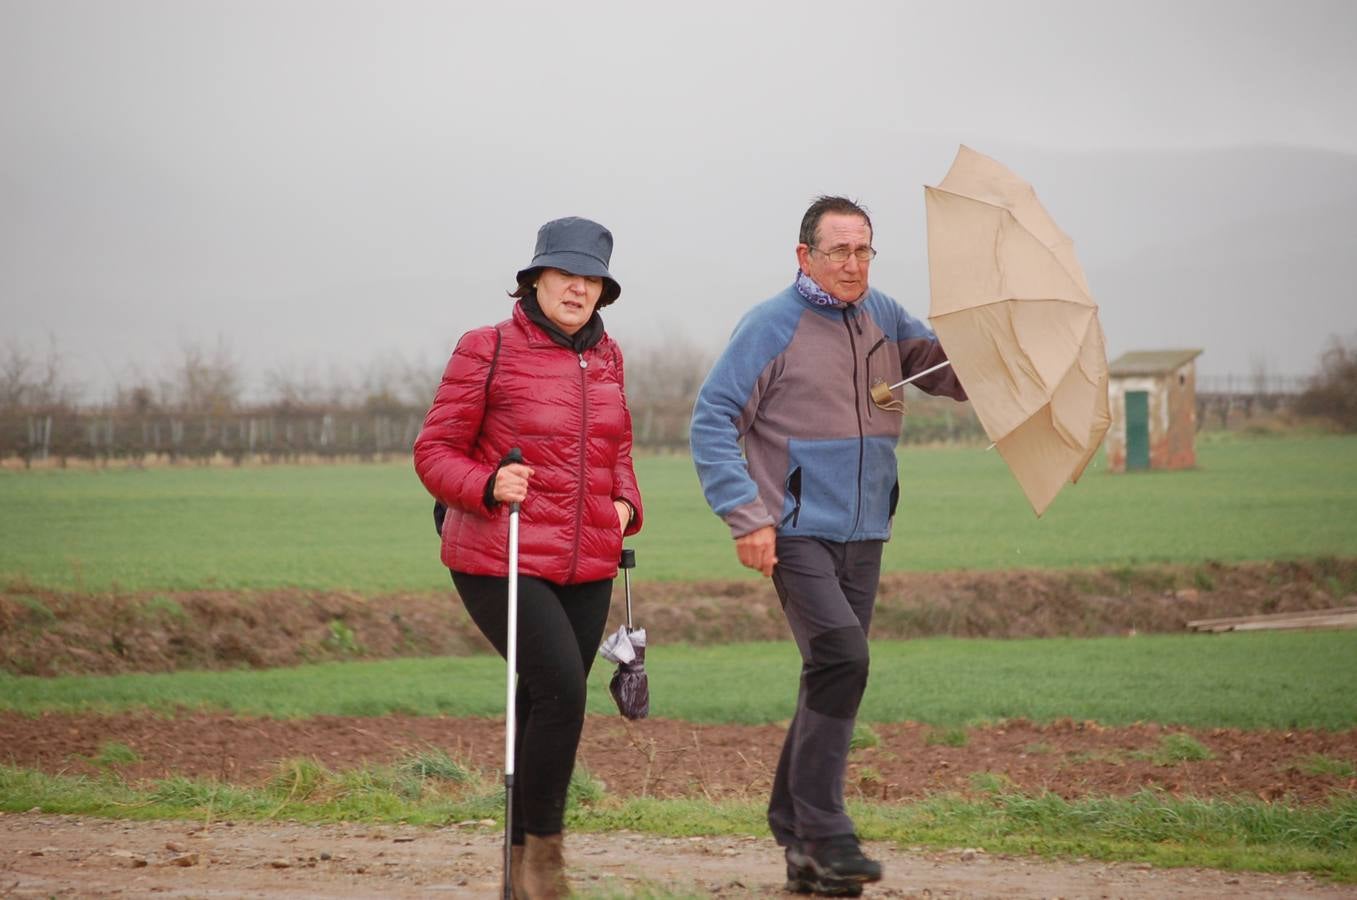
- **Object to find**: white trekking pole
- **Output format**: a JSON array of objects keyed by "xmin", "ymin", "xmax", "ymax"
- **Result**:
[{"xmin": 501, "ymin": 447, "xmax": 524, "ymax": 900}]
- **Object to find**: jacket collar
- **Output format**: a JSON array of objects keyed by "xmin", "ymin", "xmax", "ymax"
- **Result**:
[{"xmin": 512, "ymin": 300, "xmax": 606, "ymax": 353}]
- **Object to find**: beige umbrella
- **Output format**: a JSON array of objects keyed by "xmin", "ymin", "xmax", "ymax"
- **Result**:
[{"xmin": 922, "ymin": 145, "xmax": 1110, "ymax": 516}]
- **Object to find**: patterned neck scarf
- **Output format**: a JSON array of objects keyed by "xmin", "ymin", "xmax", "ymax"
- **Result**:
[{"xmin": 795, "ymin": 269, "xmax": 845, "ymax": 308}]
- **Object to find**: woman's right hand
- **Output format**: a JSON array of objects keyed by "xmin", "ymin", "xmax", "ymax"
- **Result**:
[{"xmin": 492, "ymin": 463, "xmax": 534, "ymax": 505}]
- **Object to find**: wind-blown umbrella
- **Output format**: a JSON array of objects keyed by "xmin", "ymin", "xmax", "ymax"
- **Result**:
[{"xmin": 924, "ymin": 145, "xmax": 1111, "ymax": 516}]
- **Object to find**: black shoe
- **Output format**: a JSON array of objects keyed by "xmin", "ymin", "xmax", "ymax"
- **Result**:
[
  {"xmin": 785, "ymin": 834, "xmax": 880, "ymax": 895},
  {"xmin": 788, "ymin": 852, "xmax": 861, "ymax": 896},
  {"xmin": 783, "ymin": 836, "xmax": 877, "ymax": 895}
]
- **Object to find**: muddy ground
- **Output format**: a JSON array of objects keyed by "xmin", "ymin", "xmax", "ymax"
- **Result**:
[
  {"xmin": 4, "ymin": 558, "xmax": 1356, "ymax": 676},
  {"xmin": 3, "ymin": 558, "xmax": 1356, "ymax": 897},
  {"xmin": 5, "ymin": 711, "xmax": 1357, "ymax": 806}
]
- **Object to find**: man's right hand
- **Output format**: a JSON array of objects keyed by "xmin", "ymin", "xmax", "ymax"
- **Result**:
[{"xmin": 735, "ymin": 525, "xmax": 778, "ymax": 578}]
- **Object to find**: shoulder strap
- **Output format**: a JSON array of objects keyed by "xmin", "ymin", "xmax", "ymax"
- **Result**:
[
  {"xmin": 485, "ymin": 325, "xmax": 503, "ymax": 400},
  {"xmin": 434, "ymin": 324, "xmax": 504, "ymax": 537}
]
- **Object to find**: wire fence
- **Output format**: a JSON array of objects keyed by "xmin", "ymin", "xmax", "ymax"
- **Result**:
[
  {"xmin": 1196, "ymin": 374, "xmax": 1310, "ymax": 396},
  {"xmin": 8, "ymin": 372, "xmax": 1314, "ymax": 467},
  {"xmin": 0, "ymin": 388, "xmax": 992, "ymax": 466}
]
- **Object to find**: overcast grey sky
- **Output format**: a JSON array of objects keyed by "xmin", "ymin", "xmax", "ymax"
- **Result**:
[{"xmin": 3, "ymin": 0, "xmax": 1356, "ymax": 401}]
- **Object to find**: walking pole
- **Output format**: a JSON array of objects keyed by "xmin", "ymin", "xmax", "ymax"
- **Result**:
[{"xmin": 501, "ymin": 447, "xmax": 524, "ymax": 900}]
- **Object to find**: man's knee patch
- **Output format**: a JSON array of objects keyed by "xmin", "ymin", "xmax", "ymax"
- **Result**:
[{"xmin": 805, "ymin": 626, "xmax": 870, "ymax": 718}]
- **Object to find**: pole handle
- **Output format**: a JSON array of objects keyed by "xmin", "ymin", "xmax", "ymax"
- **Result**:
[
  {"xmin": 499, "ymin": 447, "xmax": 524, "ymax": 512},
  {"xmin": 619, "ymin": 548, "xmax": 636, "ymax": 569}
]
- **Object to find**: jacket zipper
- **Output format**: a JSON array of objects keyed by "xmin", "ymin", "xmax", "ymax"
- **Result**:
[
  {"xmin": 843, "ymin": 309, "xmax": 865, "ymax": 538},
  {"xmin": 567, "ymin": 351, "xmax": 589, "ymax": 582}
]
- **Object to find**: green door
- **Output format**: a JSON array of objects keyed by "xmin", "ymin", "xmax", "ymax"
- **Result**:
[{"xmin": 1125, "ymin": 391, "xmax": 1150, "ymax": 470}]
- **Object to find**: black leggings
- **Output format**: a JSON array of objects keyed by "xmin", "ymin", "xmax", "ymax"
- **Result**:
[{"xmin": 452, "ymin": 570, "xmax": 612, "ymax": 840}]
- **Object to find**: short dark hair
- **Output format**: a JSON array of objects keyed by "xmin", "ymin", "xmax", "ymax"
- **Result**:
[
  {"xmin": 799, "ymin": 196, "xmax": 872, "ymax": 247},
  {"xmin": 507, "ymin": 273, "xmax": 537, "ymax": 300}
]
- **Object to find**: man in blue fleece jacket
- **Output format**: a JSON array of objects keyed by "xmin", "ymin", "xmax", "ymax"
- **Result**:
[{"xmin": 690, "ymin": 196, "xmax": 967, "ymax": 896}]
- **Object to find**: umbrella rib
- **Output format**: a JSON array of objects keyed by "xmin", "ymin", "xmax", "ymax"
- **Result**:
[{"xmin": 928, "ymin": 187, "xmax": 1094, "ymax": 306}]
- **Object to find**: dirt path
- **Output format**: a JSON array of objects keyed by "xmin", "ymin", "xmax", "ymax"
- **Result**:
[
  {"xmin": 6, "ymin": 714, "xmax": 1356, "ymax": 897},
  {"xmin": 3, "ymin": 813, "xmax": 1353, "ymax": 899}
]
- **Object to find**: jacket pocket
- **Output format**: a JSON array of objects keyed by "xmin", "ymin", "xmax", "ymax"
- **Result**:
[
  {"xmin": 778, "ymin": 466, "xmax": 803, "ymax": 529},
  {"xmin": 781, "ymin": 437, "xmax": 868, "ymax": 537},
  {"xmin": 864, "ymin": 337, "xmax": 901, "ymax": 418}
]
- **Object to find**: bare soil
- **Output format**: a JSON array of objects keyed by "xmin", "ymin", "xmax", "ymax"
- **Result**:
[
  {"xmin": 5, "ymin": 712, "xmax": 1357, "ymax": 807},
  {"xmin": 4, "ymin": 558, "xmax": 1356, "ymax": 677}
]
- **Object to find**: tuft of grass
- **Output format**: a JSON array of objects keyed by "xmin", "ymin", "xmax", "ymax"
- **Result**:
[
  {"xmin": 397, "ymin": 748, "xmax": 476, "ymax": 784},
  {"xmin": 850, "ymin": 722, "xmax": 881, "ymax": 750},
  {"xmin": 325, "ymin": 619, "xmax": 361, "ymax": 655},
  {"xmin": 91, "ymin": 741, "xmax": 140, "ymax": 766},
  {"xmin": 1295, "ymin": 754, "xmax": 1355, "ymax": 778},
  {"xmin": 855, "ymin": 766, "xmax": 884, "ymax": 791},
  {"xmin": 15, "ymin": 595, "xmax": 56, "ymax": 627},
  {"xmin": 1136, "ymin": 733, "xmax": 1214, "ymax": 765},
  {"xmin": 568, "ymin": 765, "xmax": 606, "ymax": 808},
  {"xmin": 267, "ymin": 757, "xmax": 328, "ymax": 804},
  {"xmin": 968, "ymin": 771, "xmax": 1015, "ymax": 794},
  {"xmin": 140, "ymin": 595, "xmax": 186, "ymax": 622},
  {"xmin": 925, "ymin": 727, "xmax": 969, "ymax": 747}
]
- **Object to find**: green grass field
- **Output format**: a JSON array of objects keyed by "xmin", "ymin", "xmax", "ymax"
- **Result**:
[
  {"xmin": 4, "ymin": 434, "xmax": 1356, "ymax": 883},
  {"xmin": 4, "ymin": 630, "xmax": 1355, "ymax": 729},
  {"xmin": 2, "ymin": 433, "xmax": 1355, "ymax": 591}
]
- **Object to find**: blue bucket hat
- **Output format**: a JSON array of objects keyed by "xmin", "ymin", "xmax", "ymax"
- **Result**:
[{"xmin": 516, "ymin": 216, "xmax": 622, "ymax": 307}]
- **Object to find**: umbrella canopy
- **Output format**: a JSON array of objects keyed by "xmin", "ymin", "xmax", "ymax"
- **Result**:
[{"xmin": 925, "ymin": 145, "xmax": 1111, "ymax": 516}]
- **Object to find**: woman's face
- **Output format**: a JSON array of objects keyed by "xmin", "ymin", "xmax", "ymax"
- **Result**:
[{"xmin": 535, "ymin": 268, "xmax": 603, "ymax": 335}]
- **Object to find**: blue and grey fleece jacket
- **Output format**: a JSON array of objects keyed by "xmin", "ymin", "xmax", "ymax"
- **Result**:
[{"xmin": 691, "ymin": 282, "xmax": 966, "ymax": 543}]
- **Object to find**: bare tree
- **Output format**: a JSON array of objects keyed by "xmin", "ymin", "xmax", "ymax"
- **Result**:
[
  {"xmin": 623, "ymin": 338, "xmax": 713, "ymax": 448},
  {"xmin": 1297, "ymin": 333, "xmax": 1357, "ymax": 431},
  {"xmin": 0, "ymin": 337, "xmax": 78, "ymax": 411},
  {"xmin": 262, "ymin": 363, "xmax": 336, "ymax": 412},
  {"xmin": 1248, "ymin": 352, "xmax": 1271, "ymax": 396},
  {"xmin": 169, "ymin": 338, "xmax": 242, "ymax": 414}
]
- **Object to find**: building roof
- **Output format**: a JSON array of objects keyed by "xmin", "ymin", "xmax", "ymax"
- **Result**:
[{"xmin": 1109, "ymin": 349, "xmax": 1203, "ymax": 376}]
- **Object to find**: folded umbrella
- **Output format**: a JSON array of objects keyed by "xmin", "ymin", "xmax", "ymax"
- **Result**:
[{"xmin": 599, "ymin": 549, "xmax": 648, "ymax": 719}]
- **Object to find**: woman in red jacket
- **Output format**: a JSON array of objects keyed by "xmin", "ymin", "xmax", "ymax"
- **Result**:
[{"xmin": 414, "ymin": 216, "xmax": 642, "ymax": 899}]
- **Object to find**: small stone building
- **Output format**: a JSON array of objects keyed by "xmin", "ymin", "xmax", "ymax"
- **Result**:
[{"xmin": 1105, "ymin": 349, "xmax": 1203, "ymax": 472}]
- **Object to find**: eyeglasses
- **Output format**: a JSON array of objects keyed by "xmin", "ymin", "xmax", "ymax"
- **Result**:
[{"xmin": 808, "ymin": 245, "xmax": 877, "ymax": 263}]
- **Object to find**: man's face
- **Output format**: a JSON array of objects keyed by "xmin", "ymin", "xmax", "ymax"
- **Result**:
[{"xmin": 795, "ymin": 212, "xmax": 873, "ymax": 303}]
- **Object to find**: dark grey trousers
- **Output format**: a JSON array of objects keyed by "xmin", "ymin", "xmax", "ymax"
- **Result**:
[{"xmin": 767, "ymin": 536, "xmax": 884, "ymax": 844}]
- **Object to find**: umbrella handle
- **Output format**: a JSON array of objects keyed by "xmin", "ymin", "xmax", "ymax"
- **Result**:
[
  {"xmin": 623, "ymin": 568, "xmax": 632, "ymax": 630},
  {"xmin": 620, "ymin": 548, "xmax": 635, "ymax": 630}
]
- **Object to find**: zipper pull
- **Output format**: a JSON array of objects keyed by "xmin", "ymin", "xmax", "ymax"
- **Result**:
[{"xmin": 578, "ymin": 353, "xmax": 588, "ymax": 369}]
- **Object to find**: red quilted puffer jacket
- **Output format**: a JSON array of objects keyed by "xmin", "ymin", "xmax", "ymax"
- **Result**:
[{"xmin": 413, "ymin": 303, "xmax": 643, "ymax": 584}]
